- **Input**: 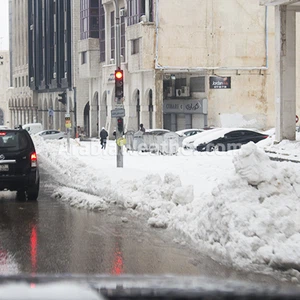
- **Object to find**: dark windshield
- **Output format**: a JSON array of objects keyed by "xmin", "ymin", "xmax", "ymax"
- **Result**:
[{"xmin": 0, "ymin": 131, "xmax": 29, "ymax": 151}]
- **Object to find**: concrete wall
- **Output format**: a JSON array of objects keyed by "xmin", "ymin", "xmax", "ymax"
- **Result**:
[{"xmin": 157, "ymin": 0, "xmax": 266, "ymax": 68}]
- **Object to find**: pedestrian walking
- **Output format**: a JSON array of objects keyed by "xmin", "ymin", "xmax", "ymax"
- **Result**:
[
  {"xmin": 139, "ymin": 123, "xmax": 145, "ymax": 133},
  {"xmin": 100, "ymin": 127, "xmax": 108, "ymax": 149}
]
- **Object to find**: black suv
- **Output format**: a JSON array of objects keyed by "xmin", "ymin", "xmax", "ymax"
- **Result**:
[{"xmin": 0, "ymin": 128, "xmax": 39, "ymax": 201}]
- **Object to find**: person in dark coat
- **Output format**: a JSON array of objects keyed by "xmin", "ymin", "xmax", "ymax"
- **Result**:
[
  {"xmin": 139, "ymin": 124, "xmax": 145, "ymax": 133},
  {"xmin": 100, "ymin": 127, "xmax": 108, "ymax": 149}
]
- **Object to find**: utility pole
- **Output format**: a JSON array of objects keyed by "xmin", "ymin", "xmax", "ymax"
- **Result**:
[
  {"xmin": 66, "ymin": 91, "xmax": 70, "ymax": 153},
  {"xmin": 58, "ymin": 90, "xmax": 70, "ymax": 152},
  {"xmin": 114, "ymin": 0, "xmax": 123, "ymax": 168}
]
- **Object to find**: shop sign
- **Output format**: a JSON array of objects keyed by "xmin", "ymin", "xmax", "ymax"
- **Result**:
[
  {"xmin": 209, "ymin": 76, "xmax": 231, "ymax": 89},
  {"xmin": 163, "ymin": 100, "xmax": 203, "ymax": 114},
  {"xmin": 108, "ymin": 73, "xmax": 115, "ymax": 82}
]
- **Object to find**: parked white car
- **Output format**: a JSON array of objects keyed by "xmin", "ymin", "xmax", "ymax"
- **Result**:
[
  {"xmin": 35, "ymin": 130, "xmax": 66, "ymax": 140},
  {"xmin": 22, "ymin": 123, "xmax": 43, "ymax": 135},
  {"xmin": 175, "ymin": 129, "xmax": 203, "ymax": 137},
  {"xmin": 145, "ymin": 129, "xmax": 170, "ymax": 135}
]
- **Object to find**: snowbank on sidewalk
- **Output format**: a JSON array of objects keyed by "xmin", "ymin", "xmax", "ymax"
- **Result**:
[
  {"xmin": 192, "ymin": 142, "xmax": 300, "ymax": 272},
  {"xmin": 33, "ymin": 137, "xmax": 300, "ymax": 278}
]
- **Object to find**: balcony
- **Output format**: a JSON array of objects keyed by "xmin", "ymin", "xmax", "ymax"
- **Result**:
[
  {"xmin": 126, "ymin": 21, "xmax": 155, "ymax": 72},
  {"xmin": 78, "ymin": 39, "xmax": 100, "ymax": 79}
]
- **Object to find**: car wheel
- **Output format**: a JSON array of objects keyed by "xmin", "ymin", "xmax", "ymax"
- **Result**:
[
  {"xmin": 27, "ymin": 179, "xmax": 40, "ymax": 201},
  {"xmin": 206, "ymin": 143, "xmax": 215, "ymax": 152}
]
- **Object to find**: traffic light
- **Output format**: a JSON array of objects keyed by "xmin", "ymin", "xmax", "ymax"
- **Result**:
[
  {"xmin": 115, "ymin": 69, "xmax": 124, "ymax": 99},
  {"xmin": 117, "ymin": 117, "xmax": 124, "ymax": 133},
  {"xmin": 58, "ymin": 91, "xmax": 66, "ymax": 105}
]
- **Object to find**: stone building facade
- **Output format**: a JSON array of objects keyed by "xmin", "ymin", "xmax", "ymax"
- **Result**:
[
  {"xmin": 78, "ymin": 0, "xmax": 300, "ymax": 137},
  {"xmin": 8, "ymin": 0, "xmax": 37, "ymax": 128},
  {"xmin": 77, "ymin": 0, "xmax": 271, "ymax": 137}
]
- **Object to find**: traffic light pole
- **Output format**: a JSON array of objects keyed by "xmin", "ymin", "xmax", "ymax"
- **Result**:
[
  {"xmin": 67, "ymin": 90, "xmax": 70, "ymax": 153},
  {"xmin": 114, "ymin": 0, "xmax": 123, "ymax": 168}
]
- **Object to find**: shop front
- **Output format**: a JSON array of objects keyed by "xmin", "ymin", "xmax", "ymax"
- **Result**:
[{"xmin": 163, "ymin": 99, "xmax": 208, "ymax": 131}]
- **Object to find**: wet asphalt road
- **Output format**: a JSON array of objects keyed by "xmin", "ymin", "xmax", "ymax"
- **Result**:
[{"xmin": 0, "ymin": 165, "xmax": 294, "ymax": 286}]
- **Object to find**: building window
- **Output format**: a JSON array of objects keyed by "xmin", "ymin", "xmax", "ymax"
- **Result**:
[
  {"xmin": 121, "ymin": 9, "xmax": 126, "ymax": 61},
  {"xmin": 190, "ymin": 77, "xmax": 206, "ymax": 93},
  {"xmin": 81, "ymin": 51, "xmax": 87, "ymax": 64},
  {"xmin": 131, "ymin": 39, "xmax": 139, "ymax": 55},
  {"xmin": 111, "ymin": 11, "xmax": 115, "ymax": 60},
  {"xmin": 22, "ymin": 76, "xmax": 25, "ymax": 86},
  {"xmin": 18, "ymin": 77, "xmax": 21, "ymax": 88},
  {"xmin": 127, "ymin": 0, "xmax": 153, "ymax": 26},
  {"xmin": 15, "ymin": 78, "xmax": 17, "ymax": 88},
  {"xmin": 99, "ymin": 0, "xmax": 105, "ymax": 62},
  {"xmin": 80, "ymin": 0, "xmax": 99, "ymax": 40}
]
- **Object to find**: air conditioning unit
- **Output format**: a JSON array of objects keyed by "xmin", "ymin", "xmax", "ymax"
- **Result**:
[
  {"xmin": 110, "ymin": 58, "xmax": 115, "ymax": 64},
  {"xmin": 167, "ymin": 87, "xmax": 173, "ymax": 97},
  {"xmin": 120, "ymin": 8, "xmax": 127, "ymax": 17},
  {"xmin": 30, "ymin": 77, "xmax": 34, "ymax": 82},
  {"xmin": 64, "ymin": 72, "xmax": 68, "ymax": 78},
  {"xmin": 176, "ymin": 86, "xmax": 190, "ymax": 97},
  {"xmin": 53, "ymin": 72, "xmax": 56, "ymax": 79}
]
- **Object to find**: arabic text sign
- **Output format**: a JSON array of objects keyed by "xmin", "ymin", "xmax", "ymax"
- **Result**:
[
  {"xmin": 163, "ymin": 100, "xmax": 203, "ymax": 114},
  {"xmin": 111, "ymin": 108, "xmax": 125, "ymax": 118}
]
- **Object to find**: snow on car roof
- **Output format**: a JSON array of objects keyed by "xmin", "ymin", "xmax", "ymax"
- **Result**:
[
  {"xmin": 175, "ymin": 129, "xmax": 203, "ymax": 136},
  {"xmin": 182, "ymin": 128, "xmax": 223, "ymax": 147},
  {"xmin": 145, "ymin": 129, "xmax": 170, "ymax": 133}
]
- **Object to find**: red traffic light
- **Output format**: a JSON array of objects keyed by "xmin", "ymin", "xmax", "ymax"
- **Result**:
[
  {"xmin": 115, "ymin": 70, "xmax": 123, "ymax": 80},
  {"xmin": 115, "ymin": 69, "xmax": 124, "ymax": 98},
  {"xmin": 117, "ymin": 117, "xmax": 124, "ymax": 132}
]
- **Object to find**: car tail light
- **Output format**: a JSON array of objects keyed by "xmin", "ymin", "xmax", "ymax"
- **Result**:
[
  {"xmin": 0, "ymin": 132, "xmax": 6, "ymax": 136},
  {"xmin": 31, "ymin": 152, "xmax": 37, "ymax": 168}
]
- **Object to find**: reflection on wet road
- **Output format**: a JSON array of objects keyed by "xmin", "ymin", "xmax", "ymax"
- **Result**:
[{"xmin": 0, "ymin": 165, "xmax": 293, "ymax": 286}]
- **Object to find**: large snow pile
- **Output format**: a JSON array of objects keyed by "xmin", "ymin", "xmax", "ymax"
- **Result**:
[
  {"xmin": 195, "ymin": 142, "xmax": 300, "ymax": 271},
  {"xmin": 33, "ymin": 137, "xmax": 300, "ymax": 277}
]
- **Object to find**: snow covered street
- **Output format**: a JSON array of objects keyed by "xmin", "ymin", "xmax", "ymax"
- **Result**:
[{"xmin": 34, "ymin": 136, "xmax": 300, "ymax": 283}]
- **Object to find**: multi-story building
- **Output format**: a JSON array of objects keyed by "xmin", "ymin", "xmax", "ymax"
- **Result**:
[
  {"xmin": 78, "ymin": 0, "xmax": 294, "ymax": 137},
  {"xmin": 27, "ymin": 0, "xmax": 89, "ymax": 134},
  {"xmin": 9, "ymin": 0, "xmax": 89, "ymax": 134},
  {"xmin": 0, "ymin": 51, "xmax": 10, "ymax": 126},
  {"xmin": 8, "ymin": 0, "xmax": 36, "ymax": 127}
]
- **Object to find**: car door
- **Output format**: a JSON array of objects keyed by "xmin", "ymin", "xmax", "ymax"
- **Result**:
[{"xmin": 222, "ymin": 131, "xmax": 245, "ymax": 151}]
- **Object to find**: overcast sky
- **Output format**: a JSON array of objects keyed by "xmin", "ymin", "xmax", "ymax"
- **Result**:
[{"xmin": 0, "ymin": 0, "xmax": 9, "ymax": 50}]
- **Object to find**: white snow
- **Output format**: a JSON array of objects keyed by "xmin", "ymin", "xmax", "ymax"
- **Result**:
[{"xmin": 33, "ymin": 135, "xmax": 300, "ymax": 280}]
